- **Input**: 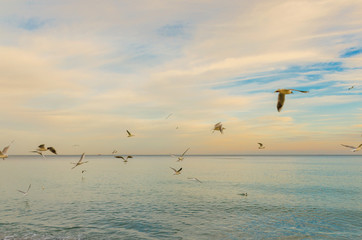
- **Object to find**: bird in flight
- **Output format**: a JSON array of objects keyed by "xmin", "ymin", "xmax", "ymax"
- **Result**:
[
  {"xmin": 17, "ymin": 184, "xmax": 31, "ymax": 196},
  {"xmin": 30, "ymin": 150, "xmax": 46, "ymax": 159},
  {"xmin": 71, "ymin": 153, "xmax": 88, "ymax": 169},
  {"xmin": 126, "ymin": 130, "xmax": 135, "ymax": 137},
  {"xmin": 0, "ymin": 140, "xmax": 14, "ymax": 160},
  {"xmin": 341, "ymin": 144, "xmax": 362, "ymax": 152},
  {"xmin": 274, "ymin": 89, "xmax": 309, "ymax": 112},
  {"xmin": 213, "ymin": 122, "xmax": 225, "ymax": 134},
  {"xmin": 114, "ymin": 155, "xmax": 133, "ymax": 162},
  {"xmin": 170, "ymin": 167, "xmax": 182, "ymax": 175},
  {"xmin": 171, "ymin": 147, "xmax": 190, "ymax": 162},
  {"xmin": 36, "ymin": 144, "xmax": 57, "ymax": 155},
  {"xmin": 188, "ymin": 177, "xmax": 202, "ymax": 183},
  {"xmin": 165, "ymin": 113, "xmax": 173, "ymax": 119},
  {"xmin": 258, "ymin": 143, "xmax": 265, "ymax": 149},
  {"xmin": 348, "ymin": 86, "xmax": 354, "ymax": 90}
]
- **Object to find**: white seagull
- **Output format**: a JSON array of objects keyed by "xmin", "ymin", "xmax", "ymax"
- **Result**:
[
  {"xmin": 171, "ymin": 147, "xmax": 190, "ymax": 162},
  {"xmin": 126, "ymin": 130, "xmax": 135, "ymax": 137},
  {"xmin": 0, "ymin": 141, "xmax": 14, "ymax": 160},
  {"xmin": 71, "ymin": 153, "xmax": 88, "ymax": 169},
  {"xmin": 36, "ymin": 144, "xmax": 57, "ymax": 155},
  {"xmin": 258, "ymin": 143, "xmax": 265, "ymax": 149},
  {"xmin": 341, "ymin": 144, "xmax": 362, "ymax": 152},
  {"xmin": 17, "ymin": 184, "xmax": 31, "ymax": 196},
  {"xmin": 188, "ymin": 177, "xmax": 202, "ymax": 183},
  {"xmin": 274, "ymin": 89, "xmax": 309, "ymax": 112},
  {"xmin": 170, "ymin": 167, "xmax": 182, "ymax": 175},
  {"xmin": 213, "ymin": 122, "xmax": 225, "ymax": 134},
  {"xmin": 114, "ymin": 155, "xmax": 133, "ymax": 162}
]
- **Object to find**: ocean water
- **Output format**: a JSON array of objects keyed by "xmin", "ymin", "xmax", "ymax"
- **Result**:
[{"xmin": 0, "ymin": 155, "xmax": 361, "ymax": 240}]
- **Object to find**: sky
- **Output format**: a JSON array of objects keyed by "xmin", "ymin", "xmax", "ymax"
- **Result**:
[{"xmin": 0, "ymin": 0, "xmax": 361, "ymax": 155}]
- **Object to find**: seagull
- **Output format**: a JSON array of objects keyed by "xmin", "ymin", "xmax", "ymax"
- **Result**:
[
  {"xmin": 238, "ymin": 193, "xmax": 248, "ymax": 196},
  {"xmin": 213, "ymin": 122, "xmax": 225, "ymax": 134},
  {"xmin": 274, "ymin": 89, "xmax": 309, "ymax": 112},
  {"xmin": 171, "ymin": 147, "xmax": 190, "ymax": 162},
  {"xmin": 0, "ymin": 140, "xmax": 14, "ymax": 160},
  {"xmin": 188, "ymin": 177, "xmax": 202, "ymax": 183},
  {"xmin": 341, "ymin": 144, "xmax": 362, "ymax": 152},
  {"xmin": 165, "ymin": 113, "xmax": 173, "ymax": 119},
  {"xmin": 71, "ymin": 153, "xmax": 88, "ymax": 169},
  {"xmin": 126, "ymin": 130, "xmax": 135, "ymax": 137},
  {"xmin": 17, "ymin": 184, "xmax": 31, "ymax": 196},
  {"xmin": 36, "ymin": 144, "xmax": 57, "ymax": 154},
  {"xmin": 114, "ymin": 155, "xmax": 133, "ymax": 162},
  {"xmin": 112, "ymin": 150, "xmax": 118, "ymax": 154},
  {"xmin": 258, "ymin": 143, "xmax": 265, "ymax": 149},
  {"xmin": 170, "ymin": 167, "xmax": 182, "ymax": 175},
  {"xmin": 348, "ymin": 86, "xmax": 354, "ymax": 90}
]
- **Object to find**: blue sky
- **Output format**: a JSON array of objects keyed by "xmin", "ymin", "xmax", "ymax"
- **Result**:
[{"xmin": 0, "ymin": 0, "xmax": 361, "ymax": 155}]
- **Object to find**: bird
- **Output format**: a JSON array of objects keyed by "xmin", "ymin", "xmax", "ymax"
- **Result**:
[
  {"xmin": 165, "ymin": 113, "xmax": 173, "ymax": 119},
  {"xmin": 341, "ymin": 144, "xmax": 362, "ymax": 152},
  {"xmin": 171, "ymin": 147, "xmax": 190, "ymax": 162},
  {"xmin": 71, "ymin": 153, "xmax": 88, "ymax": 169},
  {"xmin": 126, "ymin": 130, "xmax": 135, "ymax": 137},
  {"xmin": 114, "ymin": 155, "xmax": 133, "ymax": 162},
  {"xmin": 36, "ymin": 144, "xmax": 57, "ymax": 154},
  {"xmin": 112, "ymin": 150, "xmax": 118, "ymax": 154},
  {"xmin": 17, "ymin": 184, "xmax": 31, "ymax": 196},
  {"xmin": 348, "ymin": 86, "xmax": 354, "ymax": 90},
  {"xmin": 238, "ymin": 193, "xmax": 248, "ymax": 196},
  {"xmin": 258, "ymin": 143, "xmax": 265, "ymax": 149},
  {"xmin": 30, "ymin": 150, "xmax": 46, "ymax": 159},
  {"xmin": 0, "ymin": 140, "xmax": 14, "ymax": 160},
  {"xmin": 213, "ymin": 122, "xmax": 225, "ymax": 134},
  {"xmin": 274, "ymin": 89, "xmax": 309, "ymax": 112},
  {"xmin": 188, "ymin": 177, "xmax": 202, "ymax": 183},
  {"xmin": 170, "ymin": 167, "xmax": 182, "ymax": 175}
]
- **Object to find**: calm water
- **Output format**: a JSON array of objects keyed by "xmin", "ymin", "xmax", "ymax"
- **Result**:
[{"xmin": 0, "ymin": 155, "xmax": 361, "ymax": 239}]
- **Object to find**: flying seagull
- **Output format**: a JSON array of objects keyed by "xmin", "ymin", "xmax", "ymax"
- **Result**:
[
  {"xmin": 17, "ymin": 184, "xmax": 31, "ymax": 196},
  {"xmin": 71, "ymin": 153, "xmax": 88, "ymax": 169},
  {"xmin": 171, "ymin": 147, "xmax": 190, "ymax": 162},
  {"xmin": 170, "ymin": 167, "xmax": 182, "ymax": 175},
  {"xmin": 258, "ymin": 143, "xmax": 265, "ymax": 149},
  {"xmin": 126, "ymin": 130, "xmax": 135, "ymax": 137},
  {"xmin": 188, "ymin": 177, "xmax": 202, "ymax": 183},
  {"xmin": 213, "ymin": 122, "xmax": 225, "ymax": 134},
  {"xmin": 36, "ymin": 144, "xmax": 57, "ymax": 154},
  {"xmin": 165, "ymin": 113, "xmax": 173, "ymax": 119},
  {"xmin": 348, "ymin": 86, "xmax": 354, "ymax": 90},
  {"xmin": 0, "ymin": 140, "xmax": 14, "ymax": 160},
  {"xmin": 114, "ymin": 155, "xmax": 133, "ymax": 162},
  {"xmin": 341, "ymin": 144, "xmax": 362, "ymax": 152},
  {"xmin": 274, "ymin": 89, "xmax": 309, "ymax": 112}
]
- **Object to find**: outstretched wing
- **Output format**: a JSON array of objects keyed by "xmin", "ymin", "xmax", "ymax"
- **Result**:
[
  {"xmin": 258, "ymin": 143, "xmax": 263, "ymax": 147},
  {"xmin": 177, "ymin": 168, "xmax": 182, "ymax": 172},
  {"xmin": 38, "ymin": 144, "xmax": 45, "ymax": 148},
  {"xmin": 277, "ymin": 93, "xmax": 285, "ymax": 112},
  {"xmin": 47, "ymin": 147, "xmax": 57, "ymax": 154},
  {"xmin": 341, "ymin": 144, "xmax": 356, "ymax": 149},
  {"xmin": 181, "ymin": 147, "xmax": 190, "ymax": 157},
  {"xmin": 126, "ymin": 130, "xmax": 132, "ymax": 136},
  {"xmin": 115, "ymin": 156, "xmax": 125, "ymax": 160},
  {"xmin": 126, "ymin": 156, "xmax": 133, "ymax": 159},
  {"xmin": 78, "ymin": 153, "xmax": 85, "ymax": 163},
  {"xmin": 214, "ymin": 122, "xmax": 222, "ymax": 127},
  {"xmin": 170, "ymin": 167, "xmax": 177, "ymax": 172},
  {"xmin": 2, "ymin": 145, "xmax": 10, "ymax": 154},
  {"xmin": 290, "ymin": 89, "xmax": 309, "ymax": 93}
]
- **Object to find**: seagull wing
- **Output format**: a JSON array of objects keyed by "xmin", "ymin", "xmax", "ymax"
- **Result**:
[
  {"xmin": 2, "ymin": 145, "xmax": 10, "ymax": 154},
  {"xmin": 258, "ymin": 143, "xmax": 263, "ymax": 147},
  {"xmin": 115, "ymin": 156, "xmax": 125, "ymax": 160},
  {"xmin": 127, "ymin": 156, "xmax": 133, "ymax": 159},
  {"xmin": 214, "ymin": 122, "xmax": 222, "ymax": 127},
  {"xmin": 38, "ymin": 144, "xmax": 45, "ymax": 148},
  {"xmin": 17, "ymin": 190, "xmax": 26, "ymax": 194},
  {"xmin": 290, "ymin": 89, "xmax": 309, "ymax": 93},
  {"xmin": 181, "ymin": 147, "xmax": 190, "ymax": 157},
  {"xmin": 78, "ymin": 153, "xmax": 85, "ymax": 163},
  {"xmin": 178, "ymin": 168, "xmax": 182, "ymax": 172},
  {"xmin": 170, "ymin": 167, "xmax": 177, "ymax": 172},
  {"xmin": 26, "ymin": 184, "xmax": 31, "ymax": 193},
  {"xmin": 341, "ymin": 144, "xmax": 356, "ymax": 149},
  {"xmin": 126, "ymin": 130, "xmax": 131, "ymax": 136},
  {"xmin": 47, "ymin": 147, "xmax": 57, "ymax": 154},
  {"xmin": 277, "ymin": 93, "xmax": 285, "ymax": 112}
]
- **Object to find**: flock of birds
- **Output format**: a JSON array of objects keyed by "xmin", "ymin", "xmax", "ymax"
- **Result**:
[{"xmin": 1, "ymin": 87, "xmax": 360, "ymax": 196}]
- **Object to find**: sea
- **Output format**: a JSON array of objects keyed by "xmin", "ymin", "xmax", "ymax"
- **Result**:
[{"xmin": 0, "ymin": 155, "xmax": 361, "ymax": 240}]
